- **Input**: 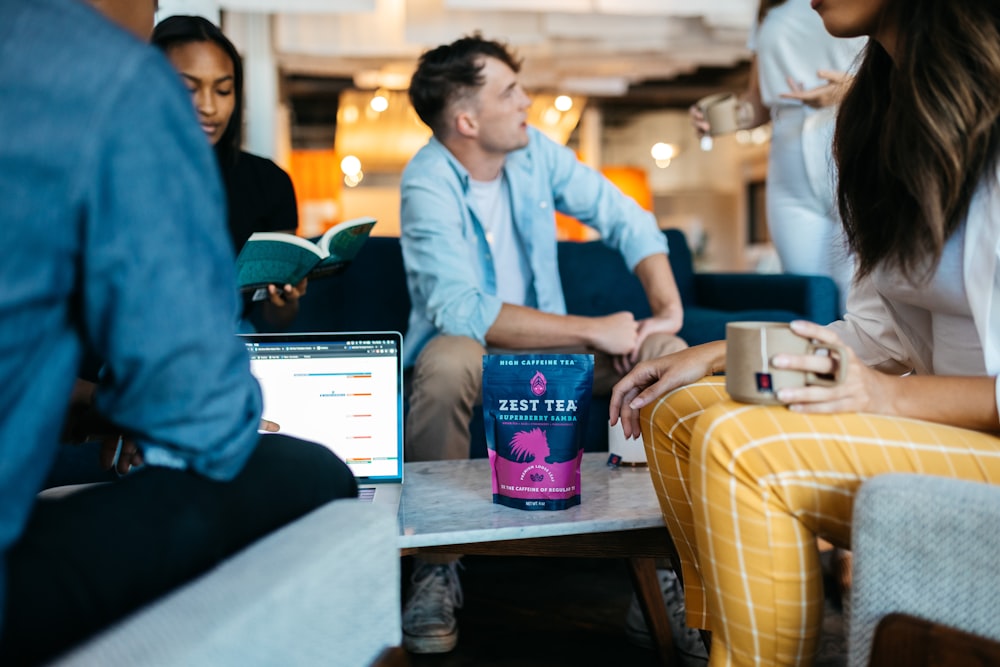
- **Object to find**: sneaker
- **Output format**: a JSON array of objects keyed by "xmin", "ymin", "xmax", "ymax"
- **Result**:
[
  {"xmin": 624, "ymin": 567, "xmax": 709, "ymax": 666},
  {"xmin": 402, "ymin": 560, "xmax": 464, "ymax": 654}
]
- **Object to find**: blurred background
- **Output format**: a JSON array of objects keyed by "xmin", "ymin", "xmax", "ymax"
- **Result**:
[{"xmin": 157, "ymin": 0, "xmax": 776, "ymax": 272}]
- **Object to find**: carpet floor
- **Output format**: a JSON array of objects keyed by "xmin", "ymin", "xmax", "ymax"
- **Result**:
[{"xmin": 405, "ymin": 555, "xmax": 846, "ymax": 667}]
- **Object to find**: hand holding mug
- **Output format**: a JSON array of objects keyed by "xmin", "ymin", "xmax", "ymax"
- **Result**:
[
  {"xmin": 725, "ymin": 321, "xmax": 847, "ymax": 405},
  {"xmin": 689, "ymin": 104, "xmax": 711, "ymax": 138},
  {"xmin": 770, "ymin": 320, "xmax": 900, "ymax": 416},
  {"xmin": 693, "ymin": 93, "xmax": 754, "ymax": 136}
]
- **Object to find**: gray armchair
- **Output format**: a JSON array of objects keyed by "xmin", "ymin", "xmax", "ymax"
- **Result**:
[
  {"xmin": 848, "ymin": 474, "xmax": 1000, "ymax": 667},
  {"xmin": 47, "ymin": 500, "xmax": 401, "ymax": 667}
]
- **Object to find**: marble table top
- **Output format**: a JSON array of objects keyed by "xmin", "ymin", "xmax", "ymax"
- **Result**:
[{"xmin": 398, "ymin": 452, "xmax": 665, "ymax": 549}]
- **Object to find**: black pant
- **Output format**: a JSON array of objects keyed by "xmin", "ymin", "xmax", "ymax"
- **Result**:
[{"xmin": 0, "ymin": 434, "xmax": 357, "ymax": 666}]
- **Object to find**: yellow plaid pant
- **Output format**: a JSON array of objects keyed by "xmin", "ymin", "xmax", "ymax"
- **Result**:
[{"xmin": 640, "ymin": 377, "xmax": 1000, "ymax": 666}]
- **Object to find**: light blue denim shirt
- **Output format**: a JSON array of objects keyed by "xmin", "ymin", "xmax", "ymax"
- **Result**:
[
  {"xmin": 0, "ymin": 0, "xmax": 263, "ymax": 630},
  {"xmin": 400, "ymin": 126, "xmax": 668, "ymax": 367}
]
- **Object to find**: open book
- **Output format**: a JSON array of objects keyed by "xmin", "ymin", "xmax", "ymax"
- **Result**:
[{"xmin": 235, "ymin": 216, "xmax": 377, "ymax": 298}]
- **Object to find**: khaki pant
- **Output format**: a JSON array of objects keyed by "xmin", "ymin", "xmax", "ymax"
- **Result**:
[
  {"xmin": 643, "ymin": 377, "xmax": 1000, "ymax": 666},
  {"xmin": 405, "ymin": 332, "xmax": 686, "ymax": 463}
]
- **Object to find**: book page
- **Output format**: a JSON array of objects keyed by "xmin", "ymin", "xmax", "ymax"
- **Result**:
[{"xmin": 316, "ymin": 217, "xmax": 376, "ymax": 263}]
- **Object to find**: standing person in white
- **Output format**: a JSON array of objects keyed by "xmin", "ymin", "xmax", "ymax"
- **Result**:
[{"xmin": 693, "ymin": 0, "xmax": 866, "ymax": 314}]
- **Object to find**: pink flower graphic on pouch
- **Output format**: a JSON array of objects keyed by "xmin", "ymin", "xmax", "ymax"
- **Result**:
[
  {"xmin": 530, "ymin": 371, "xmax": 547, "ymax": 396},
  {"xmin": 508, "ymin": 428, "xmax": 551, "ymax": 463}
]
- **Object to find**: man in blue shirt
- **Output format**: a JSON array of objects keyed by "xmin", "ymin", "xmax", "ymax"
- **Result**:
[
  {"xmin": 399, "ymin": 34, "xmax": 687, "ymax": 654},
  {"xmin": 0, "ymin": 1, "xmax": 355, "ymax": 662}
]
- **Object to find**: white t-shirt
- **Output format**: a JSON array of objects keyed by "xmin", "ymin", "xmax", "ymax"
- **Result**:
[
  {"xmin": 468, "ymin": 174, "xmax": 532, "ymax": 306},
  {"xmin": 749, "ymin": 0, "xmax": 867, "ymax": 110}
]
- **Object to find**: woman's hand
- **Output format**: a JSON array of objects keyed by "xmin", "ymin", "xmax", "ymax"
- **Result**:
[
  {"xmin": 780, "ymin": 69, "xmax": 852, "ymax": 109},
  {"xmin": 610, "ymin": 341, "xmax": 726, "ymax": 439},
  {"xmin": 771, "ymin": 320, "xmax": 892, "ymax": 414},
  {"xmin": 262, "ymin": 277, "xmax": 308, "ymax": 327},
  {"xmin": 266, "ymin": 277, "xmax": 308, "ymax": 309}
]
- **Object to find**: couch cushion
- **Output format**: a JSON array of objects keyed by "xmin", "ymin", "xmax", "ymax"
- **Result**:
[
  {"xmin": 679, "ymin": 306, "xmax": 805, "ymax": 348},
  {"xmin": 663, "ymin": 228, "xmax": 696, "ymax": 305},
  {"xmin": 557, "ymin": 230, "xmax": 696, "ymax": 319}
]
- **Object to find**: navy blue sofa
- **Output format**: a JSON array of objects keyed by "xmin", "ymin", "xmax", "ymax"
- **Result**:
[{"xmin": 275, "ymin": 229, "xmax": 840, "ymax": 455}]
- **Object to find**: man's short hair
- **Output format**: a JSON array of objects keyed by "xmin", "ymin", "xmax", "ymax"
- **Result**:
[{"xmin": 408, "ymin": 32, "xmax": 522, "ymax": 137}]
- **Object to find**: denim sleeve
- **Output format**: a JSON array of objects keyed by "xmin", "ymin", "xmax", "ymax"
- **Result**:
[
  {"xmin": 401, "ymin": 163, "xmax": 504, "ymax": 344},
  {"xmin": 536, "ymin": 131, "xmax": 668, "ymax": 270},
  {"xmin": 87, "ymin": 54, "xmax": 261, "ymax": 481}
]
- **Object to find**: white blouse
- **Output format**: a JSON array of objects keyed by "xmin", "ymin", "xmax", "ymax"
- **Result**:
[{"xmin": 830, "ymin": 165, "xmax": 1000, "ymax": 413}]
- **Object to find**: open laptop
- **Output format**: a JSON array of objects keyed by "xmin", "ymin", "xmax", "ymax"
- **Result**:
[{"xmin": 239, "ymin": 331, "xmax": 404, "ymax": 509}]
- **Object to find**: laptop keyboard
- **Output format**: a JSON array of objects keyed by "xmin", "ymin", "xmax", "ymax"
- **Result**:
[{"xmin": 358, "ymin": 487, "xmax": 376, "ymax": 502}]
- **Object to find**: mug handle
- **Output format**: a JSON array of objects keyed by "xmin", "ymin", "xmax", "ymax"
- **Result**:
[{"xmin": 806, "ymin": 342, "xmax": 848, "ymax": 387}]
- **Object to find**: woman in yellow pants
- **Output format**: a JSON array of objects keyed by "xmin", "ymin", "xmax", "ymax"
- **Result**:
[{"xmin": 611, "ymin": 1, "xmax": 1000, "ymax": 664}]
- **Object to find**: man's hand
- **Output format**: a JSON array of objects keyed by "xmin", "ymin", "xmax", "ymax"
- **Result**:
[
  {"xmin": 612, "ymin": 314, "xmax": 684, "ymax": 375},
  {"xmin": 99, "ymin": 437, "xmax": 144, "ymax": 475},
  {"xmin": 586, "ymin": 311, "xmax": 639, "ymax": 356},
  {"xmin": 64, "ymin": 378, "xmax": 144, "ymax": 475}
]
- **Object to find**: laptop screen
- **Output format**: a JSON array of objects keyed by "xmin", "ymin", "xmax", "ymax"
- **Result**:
[{"xmin": 240, "ymin": 332, "xmax": 403, "ymax": 483}]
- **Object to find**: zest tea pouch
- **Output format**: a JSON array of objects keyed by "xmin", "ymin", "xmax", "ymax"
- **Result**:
[{"xmin": 482, "ymin": 354, "xmax": 594, "ymax": 510}]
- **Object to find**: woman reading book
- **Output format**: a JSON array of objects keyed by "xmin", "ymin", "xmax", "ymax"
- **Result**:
[{"xmin": 152, "ymin": 15, "xmax": 306, "ymax": 330}]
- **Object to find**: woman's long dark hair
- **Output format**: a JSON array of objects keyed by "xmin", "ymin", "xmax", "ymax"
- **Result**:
[
  {"xmin": 834, "ymin": 1, "xmax": 1000, "ymax": 282},
  {"xmin": 151, "ymin": 15, "xmax": 244, "ymax": 166}
]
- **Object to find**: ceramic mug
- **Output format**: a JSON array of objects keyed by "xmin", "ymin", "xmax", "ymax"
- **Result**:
[
  {"xmin": 608, "ymin": 420, "xmax": 646, "ymax": 466},
  {"xmin": 725, "ymin": 321, "xmax": 846, "ymax": 405},
  {"xmin": 696, "ymin": 92, "xmax": 748, "ymax": 136}
]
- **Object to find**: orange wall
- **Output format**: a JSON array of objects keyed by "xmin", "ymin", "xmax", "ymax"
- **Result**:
[
  {"xmin": 288, "ymin": 149, "xmax": 342, "ymax": 237},
  {"xmin": 556, "ymin": 165, "xmax": 653, "ymax": 241}
]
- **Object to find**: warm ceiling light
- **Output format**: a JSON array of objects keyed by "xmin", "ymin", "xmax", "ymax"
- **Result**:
[
  {"xmin": 750, "ymin": 126, "xmax": 771, "ymax": 145},
  {"xmin": 341, "ymin": 104, "xmax": 359, "ymax": 124},
  {"xmin": 340, "ymin": 154, "xmax": 362, "ymax": 176},
  {"xmin": 370, "ymin": 94, "xmax": 389, "ymax": 113},
  {"xmin": 542, "ymin": 107, "xmax": 561, "ymax": 126},
  {"xmin": 650, "ymin": 142, "xmax": 677, "ymax": 161},
  {"xmin": 651, "ymin": 142, "xmax": 680, "ymax": 169},
  {"xmin": 554, "ymin": 95, "xmax": 573, "ymax": 112}
]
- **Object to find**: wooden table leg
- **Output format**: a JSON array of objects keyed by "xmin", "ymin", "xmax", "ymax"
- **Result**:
[{"xmin": 628, "ymin": 556, "xmax": 676, "ymax": 666}]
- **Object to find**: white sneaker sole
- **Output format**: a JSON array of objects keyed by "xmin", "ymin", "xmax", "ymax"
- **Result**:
[{"xmin": 403, "ymin": 628, "xmax": 459, "ymax": 654}]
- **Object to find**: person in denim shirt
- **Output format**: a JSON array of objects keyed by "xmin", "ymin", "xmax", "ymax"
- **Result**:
[
  {"xmin": 398, "ymin": 33, "xmax": 687, "ymax": 654},
  {"xmin": 0, "ymin": 1, "xmax": 356, "ymax": 663}
]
